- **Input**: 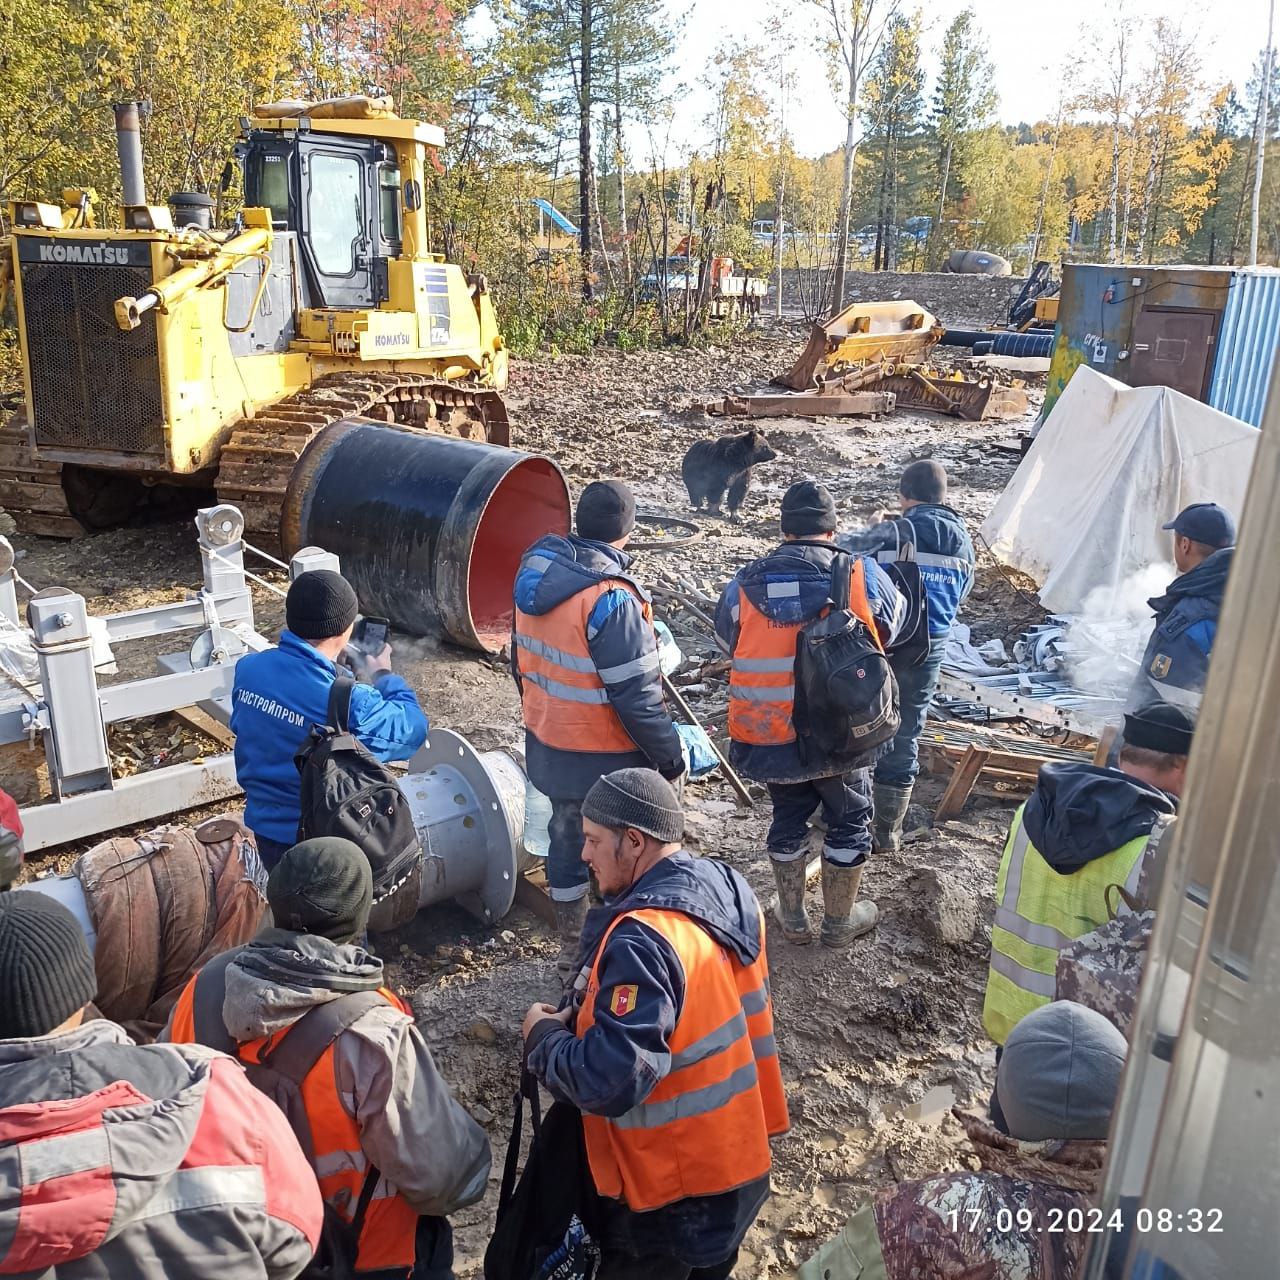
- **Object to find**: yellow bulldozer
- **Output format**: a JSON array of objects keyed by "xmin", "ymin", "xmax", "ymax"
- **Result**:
[{"xmin": 0, "ymin": 97, "xmax": 510, "ymax": 549}]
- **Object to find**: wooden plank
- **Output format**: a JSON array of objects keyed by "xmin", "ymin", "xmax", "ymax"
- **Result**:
[
  {"xmin": 1093, "ymin": 725, "xmax": 1119, "ymax": 766},
  {"xmin": 923, "ymin": 744, "xmax": 1052, "ymax": 776},
  {"xmin": 934, "ymin": 745, "xmax": 991, "ymax": 824},
  {"xmin": 513, "ymin": 871, "xmax": 556, "ymax": 926},
  {"xmin": 713, "ymin": 390, "xmax": 895, "ymax": 418},
  {"xmin": 172, "ymin": 705, "xmax": 235, "ymax": 749}
]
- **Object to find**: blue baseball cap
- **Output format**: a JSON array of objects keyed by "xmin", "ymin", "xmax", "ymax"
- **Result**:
[{"xmin": 1162, "ymin": 503, "xmax": 1235, "ymax": 549}]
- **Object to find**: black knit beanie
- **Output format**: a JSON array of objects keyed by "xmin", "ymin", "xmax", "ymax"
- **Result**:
[
  {"xmin": 780, "ymin": 480, "xmax": 838, "ymax": 536},
  {"xmin": 286, "ymin": 570, "xmax": 359, "ymax": 641},
  {"xmin": 576, "ymin": 480, "xmax": 636, "ymax": 543},
  {"xmin": 0, "ymin": 892, "xmax": 97, "ymax": 1038},
  {"xmin": 1123, "ymin": 703, "xmax": 1195, "ymax": 756},
  {"xmin": 267, "ymin": 838, "xmax": 373, "ymax": 943},
  {"xmin": 583, "ymin": 769, "xmax": 684, "ymax": 843}
]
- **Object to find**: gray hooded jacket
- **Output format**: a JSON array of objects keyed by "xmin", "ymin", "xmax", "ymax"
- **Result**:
[{"xmin": 175, "ymin": 930, "xmax": 491, "ymax": 1220}]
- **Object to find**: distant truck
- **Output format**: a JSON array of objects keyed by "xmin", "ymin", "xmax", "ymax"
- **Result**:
[{"xmin": 639, "ymin": 255, "xmax": 767, "ymax": 320}]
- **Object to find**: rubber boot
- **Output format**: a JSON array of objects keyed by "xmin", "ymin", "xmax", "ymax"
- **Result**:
[
  {"xmin": 819, "ymin": 861, "xmax": 879, "ymax": 948},
  {"xmin": 770, "ymin": 857, "xmax": 813, "ymax": 945},
  {"xmin": 872, "ymin": 782, "xmax": 913, "ymax": 854},
  {"xmin": 553, "ymin": 895, "xmax": 589, "ymax": 990}
]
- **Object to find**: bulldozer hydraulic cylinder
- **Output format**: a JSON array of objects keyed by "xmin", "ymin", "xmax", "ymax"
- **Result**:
[
  {"xmin": 282, "ymin": 418, "xmax": 570, "ymax": 653},
  {"xmin": 115, "ymin": 227, "xmax": 271, "ymax": 330}
]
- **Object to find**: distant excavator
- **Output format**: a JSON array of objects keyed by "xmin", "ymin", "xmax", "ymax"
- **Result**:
[{"xmin": 0, "ymin": 96, "xmax": 511, "ymax": 550}]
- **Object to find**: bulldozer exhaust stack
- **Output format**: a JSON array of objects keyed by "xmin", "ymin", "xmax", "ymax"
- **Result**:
[{"xmin": 112, "ymin": 101, "xmax": 147, "ymax": 207}]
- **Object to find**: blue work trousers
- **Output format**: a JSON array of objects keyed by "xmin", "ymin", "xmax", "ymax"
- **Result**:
[
  {"xmin": 252, "ymin": 831, "xmax": 294, "ymax": 872},
  {"xmin": 875, "ymin": 637, "xmax": 948, "ymax": 788},
  {"xmin": 548, "ymin": 798, "xmax": 590, "ymax": 902},
  {"xmin": 766, "ymin": 770, "xmax": 873, "ymax": 866}
]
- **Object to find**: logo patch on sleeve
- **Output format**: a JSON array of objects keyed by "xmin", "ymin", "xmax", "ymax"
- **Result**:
[
  {"xmin": 1150, "ymin": 653, "xmax": 1172, "ymax": 679},
  {"xmin": 609, "ymin": 984, "xmax": 640, "ymax": 1016}
]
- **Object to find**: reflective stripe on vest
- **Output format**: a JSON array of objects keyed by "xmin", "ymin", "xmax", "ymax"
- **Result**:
[
  {"xmin": 168, "ymin": 969, "xmax": 419, "ymax": 1271},
  {"xmin": 577, "ymin": 906, "xmax": 788, "ymax": 1211},
  {"xmin": 982, "ymin": 808, "xmax": 1148, "ymax": 1045},
  {"xmin": 515, "ymin": 575, "xmax": 654, "ymax": 753},
  {"xmin": 728, "ymin": 559, "xmax": 881, "ymax": 746}
]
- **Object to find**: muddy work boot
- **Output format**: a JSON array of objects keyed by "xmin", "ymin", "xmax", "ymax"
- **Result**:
[
  {"xmin": 872, "ymin": 782, "xmax": 913, "ymax": 854},
  {"xmin": 769, "ymin": 857, "xmax": 813, "ymax": 945},
  {"xmin": 552, "ymin": 895, "xmax": 589, "ymax": 989},
  {"xmin": 819, "ymin": 861, "xmax": 879, "ymax": 948}
]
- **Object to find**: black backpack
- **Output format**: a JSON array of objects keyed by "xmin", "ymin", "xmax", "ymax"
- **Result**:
[
  {"xmin": 295, "ymin": 676, "xmax": 422, "ymax": 919},
  {"xmin": 793, "ymin": 552, "xmax": 900, "ymax": 768},
  {"xmin": 191, "ymin": 954, "xmax": 386, "ymax": 1279},
  {"xmin": 485, "ymin": 1068, "xmax": 601, "ymax": 1280}
]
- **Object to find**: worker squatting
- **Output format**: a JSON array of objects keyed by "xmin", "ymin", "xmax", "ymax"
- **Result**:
[{"xmin": 0, "ymin": 477, "xmax": 1235, "ymax": 1280}]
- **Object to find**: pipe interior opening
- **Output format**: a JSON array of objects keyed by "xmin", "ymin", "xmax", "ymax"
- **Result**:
[{"xmin": 467, "ymin": 457, "xmax": 570, "ymax": 650}]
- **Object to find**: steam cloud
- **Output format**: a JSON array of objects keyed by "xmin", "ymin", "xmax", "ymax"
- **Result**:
[{"xmin": 1064, "ymin": 563, "xmax": 1174, "ymax": 699}]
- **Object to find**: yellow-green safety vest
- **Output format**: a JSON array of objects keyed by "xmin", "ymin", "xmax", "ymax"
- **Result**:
[{"xmin": 982, "ymin": 804, "xmax": 1147, "ymax": 1046}]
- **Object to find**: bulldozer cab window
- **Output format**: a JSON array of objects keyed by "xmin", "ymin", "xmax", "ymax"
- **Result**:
[
  {"xmin": 248, "ymin": 148, "xmax": 291, "ymax": 228},
  {"xmin": 379, "ymin": 164, "xmax": 402, "ymax": 252},
  {"xmin": 308, "ymin": 152, "xmax": 363, "ymax": 276}
]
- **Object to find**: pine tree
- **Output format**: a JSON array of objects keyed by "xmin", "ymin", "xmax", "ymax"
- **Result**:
[
  {"xmin": 929, "ymin": 8, "xmax": 996, "ymax": 266},
  {"xmin": 863, "ymin": 13, "xmax": 924, "ymax": 270}
]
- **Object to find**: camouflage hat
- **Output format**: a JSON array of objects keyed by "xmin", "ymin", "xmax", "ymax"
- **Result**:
[{"xmin": 996, "ymin": 1001, "xmax": 1127, "ymax": 1142}]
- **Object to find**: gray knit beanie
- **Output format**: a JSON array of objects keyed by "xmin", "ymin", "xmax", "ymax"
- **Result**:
[
  {"xmin": 997, "ymin": 1001, "xmax": 1127, "ymax": 1141},
  {"xmin": 0, "ymin": 892, "xmax": 97, "ymax": 1038},
  {"xmin": 267, "ymin": 838, "xmax": 373, "ymax": 944},
  {"xmin": 780, "ymin": 480, "xmax": 838, "ymax": 536},
  {"xmin": 583, "ymin": 769, "xmax": 684, "ymax": 843}
]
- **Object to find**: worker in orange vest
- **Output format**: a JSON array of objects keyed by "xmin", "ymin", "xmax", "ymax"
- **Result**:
[
  {"xmin": 717, "ymin": 481, "xmax": 907, "ymax": 948},
  {"xmin": 521, "ymin": 769, "xmax": 788, "ymax": 1280},
  {"xmin": 514, "ymin": 481, "xmax": 685, "ymax": 986},
  {"xmin": 165, "ymin": 837, "xmax": 490, "ymax": 1279}
]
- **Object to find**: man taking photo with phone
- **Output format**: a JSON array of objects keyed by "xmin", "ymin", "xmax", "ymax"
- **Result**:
[{"xmin": 231, "ymin": 569, "xmax": 429, "ymax": 868}]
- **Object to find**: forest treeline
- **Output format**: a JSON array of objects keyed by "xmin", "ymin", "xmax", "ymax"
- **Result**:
[{"xmin": 2, "ymin": 0, "xmax": 1277, "ymax": 351}]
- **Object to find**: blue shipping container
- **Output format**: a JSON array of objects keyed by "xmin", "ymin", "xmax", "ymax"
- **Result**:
[{"xmin": 1207, "ymin": 269, "xmax": 1280, "ymax": 427}]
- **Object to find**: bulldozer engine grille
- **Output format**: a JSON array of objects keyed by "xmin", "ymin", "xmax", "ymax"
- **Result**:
[{"xmin": 20, "ymin": 261, "xmax": 165, "ymax": 455}]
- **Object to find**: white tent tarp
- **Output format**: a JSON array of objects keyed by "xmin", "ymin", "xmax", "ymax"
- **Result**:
[{"xmin": 980, "ymin": 366, "xmax": 1258, "ymax": 614}]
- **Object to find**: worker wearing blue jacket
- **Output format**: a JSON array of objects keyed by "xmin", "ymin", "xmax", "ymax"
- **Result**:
[
  {"xmin": 513, "ymin": 482, "xmax": 684, "ymax": 987},
  {"xmin": 522, "ymin": 770, "xmax": 787, "ymax": 1280},
  {"xmin": 1127, "ymin": 503, "xmax": 1236, "ymax": 716},
  {"xmin": 840, "ymin": 460, "xmax": 975, "ymax": 852},
  {"xmin": 231, "ymin": 570, "xmax": 428, "ymax": 868},
  {"xmin": 718, "ymin": 482, "xmax": 907, "ymax": 948}
]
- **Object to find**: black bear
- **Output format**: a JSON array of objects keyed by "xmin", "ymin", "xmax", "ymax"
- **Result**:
[{"xmin": 681, "ymin": 429, "xmax": 778, "ymax": 520}]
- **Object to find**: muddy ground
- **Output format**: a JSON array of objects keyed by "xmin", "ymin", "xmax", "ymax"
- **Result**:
[{"xmin": 6, "ymin": 322, "xmax": 1048, "ymax": 1276}]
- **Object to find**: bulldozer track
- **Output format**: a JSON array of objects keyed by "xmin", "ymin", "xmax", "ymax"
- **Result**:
[
  {"xmin": 0, "ymin": 374, "xmax": 509, "ymax": 550},
  {"xmin": 0, "ymin": 413, "xmax": 84, "ymax": 539}
]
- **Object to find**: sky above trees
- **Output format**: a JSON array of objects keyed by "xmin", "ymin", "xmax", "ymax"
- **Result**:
[{"xmin": 670, "ymin": 0, "xmax": 1276, "ymax": 159}]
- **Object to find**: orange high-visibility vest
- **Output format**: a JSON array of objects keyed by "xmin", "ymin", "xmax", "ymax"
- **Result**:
[
  {"xmin": 728, "ymin": 557, "xmax": 881, "ymax": 746},
  {"xmin": 576, "ymin": 906, "xmax": 789, "ymax": 1212},
  {"xmin": 168, "ymin": 973, "xmax": 420, "ymax": 1271},
  {"xmin": 515, "ymin": 576, "xmax": 655, "ymax": 753}
]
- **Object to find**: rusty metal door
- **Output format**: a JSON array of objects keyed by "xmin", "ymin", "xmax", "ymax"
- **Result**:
[{"xmin": 1128, "ymin": 307, "xmax": 1218, "ymax": 399}]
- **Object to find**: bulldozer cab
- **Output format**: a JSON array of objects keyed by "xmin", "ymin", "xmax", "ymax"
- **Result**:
[{"xmin": 241, "ymin": 128, "xmax": 403, "ymax": 310}]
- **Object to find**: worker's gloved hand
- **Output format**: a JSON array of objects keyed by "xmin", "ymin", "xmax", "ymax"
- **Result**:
[{"xmin": 658, "ymin": 759, "xmax": 687, "ymax": 783}]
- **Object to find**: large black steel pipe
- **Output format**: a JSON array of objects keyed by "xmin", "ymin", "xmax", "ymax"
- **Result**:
[{"xmin": 282, "ymin": 418, "xmax": 571, "ymax": 652}]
